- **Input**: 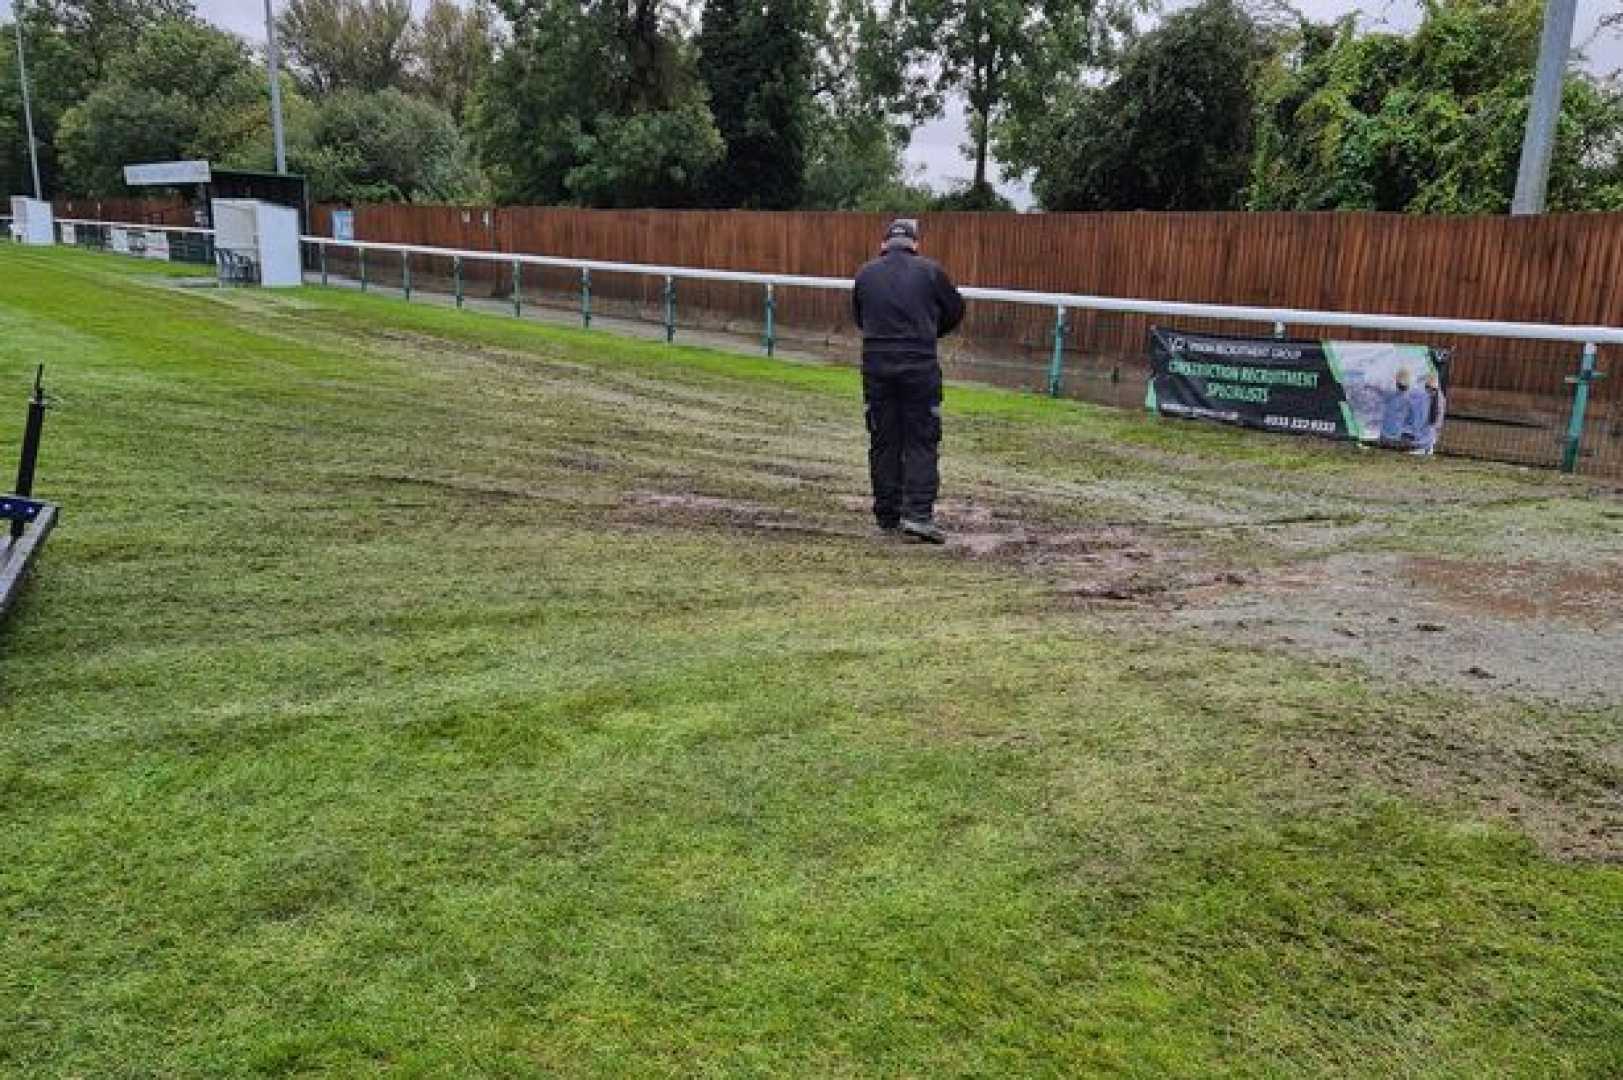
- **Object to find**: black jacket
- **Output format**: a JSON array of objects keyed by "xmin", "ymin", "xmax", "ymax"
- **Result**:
[{"xmin": 852, "ymin": 251, "xmax": 966, "ymax": 364}]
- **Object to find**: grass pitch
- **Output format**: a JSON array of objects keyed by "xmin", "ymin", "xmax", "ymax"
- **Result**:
[{"xmin": 1, "ymin": 245, "xmax": 1619, "ymax": 1077}]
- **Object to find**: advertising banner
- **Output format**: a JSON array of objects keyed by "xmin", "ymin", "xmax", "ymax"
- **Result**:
[
  {"xmin": 143, "ymin": 230, "xmax": 171, "ymax": 260},
  {"xmin": 1147, "ymin": 328, "xmax": 1443, "ymax": 444}
]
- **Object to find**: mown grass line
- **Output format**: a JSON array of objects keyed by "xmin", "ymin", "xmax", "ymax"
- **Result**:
[{"xmin": 0, "ymin": 246, "xmax": 1618, "ymax": 1077}]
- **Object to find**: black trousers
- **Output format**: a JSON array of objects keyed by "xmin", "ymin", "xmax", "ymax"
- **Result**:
[{"xmin": 863, "ymin": 362, "xmax": 942, "ymax": 525}]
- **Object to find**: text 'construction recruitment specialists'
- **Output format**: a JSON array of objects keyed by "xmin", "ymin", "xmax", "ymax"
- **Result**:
[{"xmin": 1163, "ymin": 354, "xmax": 1322, "ymax": 405}]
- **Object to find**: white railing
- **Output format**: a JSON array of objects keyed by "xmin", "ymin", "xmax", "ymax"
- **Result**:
[
  {"xmin": 56, "ymin": 217, "xmax": 216, "ymax": 236},
  {"xmin": 298, "ymin": 233, "xmax": 1613, "ymax": 474},
  {"xmin": 299, "ymin": 235, "xmax": 1623, "ymax": 348}
]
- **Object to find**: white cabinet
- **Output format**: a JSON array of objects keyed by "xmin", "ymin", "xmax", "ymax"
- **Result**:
[
  {"xmin": 9, "ymin": 197, "xmax": 54, "ymax": 246},
  {"xmin": 211, "ymin": 199, "xmax": 302, "ymax": 288}
]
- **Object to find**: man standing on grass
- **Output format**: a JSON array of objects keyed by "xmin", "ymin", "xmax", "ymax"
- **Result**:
[{"xmin": 852, "ymin": 219, "xmax": 966, "ymax": 544}]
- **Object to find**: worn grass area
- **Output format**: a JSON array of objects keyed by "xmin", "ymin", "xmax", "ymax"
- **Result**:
[{"xmin": 1, "ymin": 244, "xmax": 1619, "ymax": 1077}]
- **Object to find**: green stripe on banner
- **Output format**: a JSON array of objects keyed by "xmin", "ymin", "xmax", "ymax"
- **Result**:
[
  {"xmin": 1410, "ymin": 345, "xmax": 1439, "ymax": 381},
  {"xmin": 1322, "ymin": 341, "xmax": 1364, "ymax": 440},
  {"xmin": 1145, "ymin": 381, "xmax": 1158, "ymax": 412},
  {"xmin": 1340, "ymin": 401, "xmax": 1361, "ymax": 439}
]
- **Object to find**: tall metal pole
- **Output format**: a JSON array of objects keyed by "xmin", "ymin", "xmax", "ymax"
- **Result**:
[
  {"xmin": 12, "ymin": 0, "xmax": 43, "ymax": 199},
  {"xmin": 263, "ymin": 0, "xmax": 287, "ymax": 174},
  {"xmin": 1511, "ymin": 0, "xmax": 1578, "ymax": 215}
]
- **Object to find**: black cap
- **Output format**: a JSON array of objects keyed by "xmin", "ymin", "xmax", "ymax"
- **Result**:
[{"xmin": 883, "ymin": 218, "xmax": 920, "ymax": 251}]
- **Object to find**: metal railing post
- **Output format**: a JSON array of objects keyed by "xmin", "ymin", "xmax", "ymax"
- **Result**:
[
  {"xmin": 359, "ymin": 248, "xmax": 367, "ymax": 292},
  {"xmin": 581, "ymin": 269, "xmax": 592, "ymax": 328},
  {"xmin": 319, "ymin": 243, "xmax": 327, "ymax": 286},
  {"xmin": 454, "ymin": 255, "xmax": 464, "ymax": 309},
  {"xmin": 764, "ymin": 284, "xmax": 776, "ymax": 357},
  {"xmin": 512, "ymin": 259, "xmax": 522, "ymax": 318},
  {"xmin": 1047, "ymin": 305, "xmax": 1068, "ymax": 398},
  {"xmin": 1561, "ymin": 343, "xmax": 1606, "ymax": 473},
  {"xmin": 402, "ymin": 251, "xmax": 411, "ymax": 302},
  {"xmin": 664, "ymin": 276, "xmax": 676, "ymax": 343}
]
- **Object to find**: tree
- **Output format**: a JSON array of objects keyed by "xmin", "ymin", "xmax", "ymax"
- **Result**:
[
  {"xmin": 54, "ymin": 88, "xmax": 195, "ymax": 193},
  {"xmin": 563, "ymin": 96, "xmax": 725, "ymax": 206},
  {"xmin": 893, "ymin": 0, "xmax": 1142, "ymax": 201},
  {"xmin": 1, "ymin": 8, "xmax": 91, "ymax": 196},
  {"xmin": 54, "ymin": 18, "xmax": 263, "ymax": 194},
  {"xmin": 799, "ymin": 0, "xmax": 931, "ymax": 210},
  {"xmin": 276, "ymin": 0, "xmax": 415, "ymax": 95},
  {"xmin": 37, "ymin": 0, "xmax": 195, "ymax": 78},
  {"xmin": 472, "ymin": 0, "xmax": 723, "ymax": 207},
  {"xmin": 3, "ymin": 0, "xmax": 194, "ymax": 194},
  {"xmin": 801, "ymin": 111, "xmax": 931, "ymax": 211},
  {"xmin": 415, "ymin": 0, "xmax": 499, "ymax": 122},
  {"xmin": 1024, "ymin": 0, "xmax": 1279, "ymax": 211},
  {"xmin": 930, "ymin": 181, "xmax": 1014, "ymax": 210},
  {"xmin": 1250, "ymin": 0, "xmax": 1623, "ymax": 212},
  {"xmin": 305, "ymin": 88, "xmax": 480, "ymax": 201},
  {"xmin": 696, "ymin": 0, "xmax": 814, "ymax": 208}
]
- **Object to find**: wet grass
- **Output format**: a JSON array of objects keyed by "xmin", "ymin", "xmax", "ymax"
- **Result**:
[{"xmin": 1, "ymin": 244, "xmax": 1619, "ymax": 1077}]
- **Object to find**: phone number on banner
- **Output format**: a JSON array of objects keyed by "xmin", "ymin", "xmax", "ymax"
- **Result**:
[{"xmin": 1264, "ymin": 415, "xmax": 1338, "ymax": 435}]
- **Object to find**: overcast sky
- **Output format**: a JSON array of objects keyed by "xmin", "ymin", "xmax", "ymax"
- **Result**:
[{"xmin": 195, "ymin": 0, "xmax": 1623, "ymax": 208}]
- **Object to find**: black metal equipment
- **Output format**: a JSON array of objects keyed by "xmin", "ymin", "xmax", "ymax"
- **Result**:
[
  {"xmin": 0, "ymin": 366, "xmax": 56, "ymax": 623},
  {"xmin": 10, "ymin": 365, "xmax": 46, "ymax": 541}
]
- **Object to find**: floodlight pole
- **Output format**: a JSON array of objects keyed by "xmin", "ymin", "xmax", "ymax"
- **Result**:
[
  {"xmin": 12, "ymin": 0, "xmax": 43, "ymax": 199},
  {"xmin": 1511, "ymin": 0, "xmax": 1578, "ymax": 215},
  {"xmin": 263, "ymin": 0, "xmax": 287, "ymax": 174}
]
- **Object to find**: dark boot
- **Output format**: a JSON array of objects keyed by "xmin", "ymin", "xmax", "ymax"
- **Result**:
[{"xmin": 900, "ymin": 518, "xmax": 946, "ymax": 545}]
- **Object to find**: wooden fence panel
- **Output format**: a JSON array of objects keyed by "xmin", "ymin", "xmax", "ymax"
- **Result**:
[{"xmin": 54, "ymin": 196, "xmax": 188, "ymax": 225}]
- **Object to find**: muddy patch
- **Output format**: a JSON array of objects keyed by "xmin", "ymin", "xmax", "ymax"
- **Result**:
[
  {"xmin": 630, "ymin": 488, "xmax": 1225, "ymax": 605},
  {"xmin": 1410, "ymin": 555, "xmax": 1623, "ymax": 626},
  {"xmin": 1168, "ymin": 552, "xmax": 1623, "ymax": 707},
  {"xmin": 827, "ymin": 494, "xmax": 1227, "ymax": 603}
]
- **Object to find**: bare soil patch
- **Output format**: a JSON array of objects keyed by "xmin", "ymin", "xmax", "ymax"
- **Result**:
[
  {"xmin": 1167, "ymin": 552, "xmax": 1623, "ymax": 707},
  {"xmin": 1410, "ymin": 556, "xmax": 1623, "ymax": 626}
]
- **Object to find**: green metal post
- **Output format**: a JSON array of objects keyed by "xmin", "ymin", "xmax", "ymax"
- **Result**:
[
  {"xmin": 1047, "ymin": 305, "xmax": 1068, "ymax": 398},
  {"xmin": 764, "ymin": 284, "xmax": 776, "ymax": 357},
  {"xmin": 454, "ymin": 256, "xmax": 464, "ymax": 310},
  {"xmin": 1561, "ymin": 343, "xmax": 1606, "ymax": 473},
  {"xmin": 402, "ymin": 251, "xmax": 411, "ymax": 302},
  {"xmin": 581, "ymin": 269, "xmax": 592, "ymax": 329},
  {"xmin": 664, "ymin": 276, "xmax": 676, "ymax": 343},
  {"xmin": 320, "ymin": 243, "xmax": 327, "ymax": 286},
  {"xmin": 512, "ymin": 259, "xmax": 522, "ymax": 318},
  {"xmin": 359, "ymin": 248, "xmax": 367, "ymax": 292}
]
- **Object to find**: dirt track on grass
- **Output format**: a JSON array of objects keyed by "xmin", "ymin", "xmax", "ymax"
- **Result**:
[
  {"xmin": 624, "ymin": 470, "xmax": 1623, "ymax": 710},
  {"xmin": 248, "ymin": 298, "xmax": 1623, "ymax": 859}
]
